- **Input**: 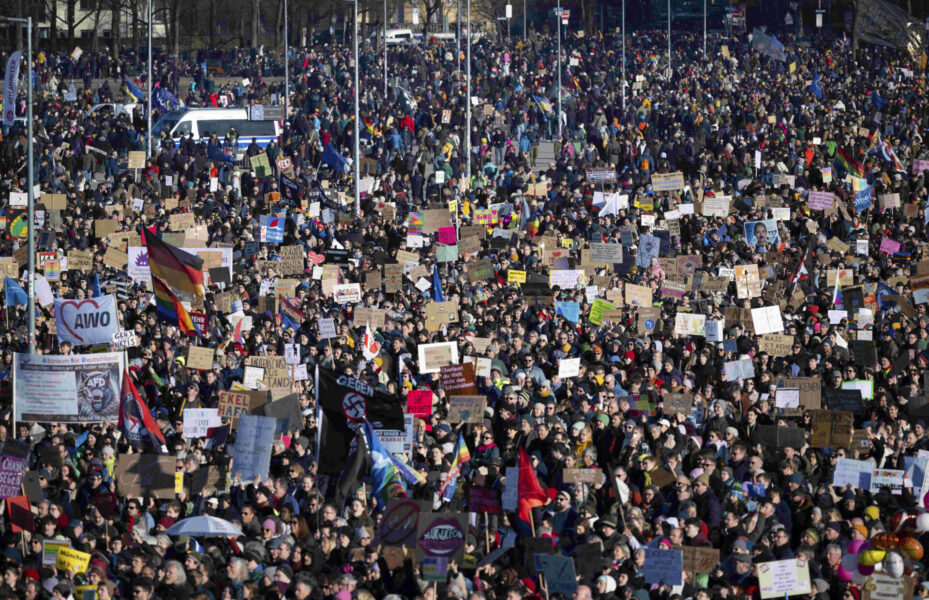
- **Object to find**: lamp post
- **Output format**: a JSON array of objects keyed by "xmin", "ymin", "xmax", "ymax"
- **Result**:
[
  {"xmin": 2, "ymin": 16, "xmax": 33, "ymax": 353},
  {"xmin": 384, "ymin": 0, "xmax": 388, "ymax": 96},
  {"xmin": 284, "ymin": 0, "xmax": 289, "ymax": 142},
  {"xmin": 147, "ymin": 0, "xmax": 152, "ymax": 158},
  {"xmin": 354, "ymin": 0, "xmax": 360, "ymax": 213},
  {"xmin": 465, "ymin": 0, "xmax": 471, "ymax": 182},
  {"xmin": 556, "ymin": 1, "xmax": 562, "ymax": 139},
  {"xmin": 621, "ymin": 0, "xmax": 625, "ymax": 111}
]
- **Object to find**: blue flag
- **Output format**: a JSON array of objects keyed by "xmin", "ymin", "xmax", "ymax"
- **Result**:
[
  {"xmin": 321, "ymin": 144, "xmax": 348, "ymax": 173},
  {"xmin": 809, "ymin": 73, "xmax": 823, "ymax": 100},
  {"xmin": 91, "ymin": 273, "xmax": 102, "ymax": 298},
  {"xmin": 854, "ymin": 186, "xmax": 873, "ymax": 215},
  {"xmin": 432, "ymin": 265, "xmax": 444, "ymax": 302},
  {"xmin": 872, "ymin": 92, "xmax": 885, "ymax": 110},
  {"xmin": 207, "ymin": 144, "xmax": 236, "ymax": 164},
  {"xmin": 4, "ymin": 277, "xmax": 27, "ymax": 307},
  {"xmin": 153, "ymin": 86, "xmax": 182, "ymax": 111}
]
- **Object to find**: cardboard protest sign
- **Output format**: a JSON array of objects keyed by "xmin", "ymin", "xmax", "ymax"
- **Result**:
[
  {"xmin": 440, "ymin": 363, "xmax": 478, "ymax": 395},
  {"xmin": 116, "ymin": 455, "xmax": 176, "ymax": 498},
  {"xmin": 186, "ymin": 345, "xmax": 215, "ymax": 370},
  {"xmin": 773, "ymin": 376, "xmax": 822, "ymax": 411},
  {"xmin": 810, "ymin": 410, "xmax": 853, "ymax": 448},
  {"xmin": 563, "ymin": 468, "xmax": 602, "ymax": 484},
  {"xmin": 377, "ymin": 499, "xmax": 430, "ymax": 548},
  {"xmin": 672, "ymin": 545, "xmax": 721, "ymax": 574},
  {"xmin": 863, "ymin": 572, "xmax": 915, "ymax": 600},
  {"xmin": 447, "ymin": 396, "xmax": 486, "ymax": 423}
]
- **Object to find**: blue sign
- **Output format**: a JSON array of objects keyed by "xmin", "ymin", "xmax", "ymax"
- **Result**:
[
  {"xmin": 854, "ymin": 186, "xmax": 872, "ymax": 214},
  {"xmin": 260, "ymin": 215, "xmax": 285, "ymax": 243}
]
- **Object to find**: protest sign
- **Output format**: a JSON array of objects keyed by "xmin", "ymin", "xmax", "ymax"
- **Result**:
[
  {"xmin": 252, "ymin": 394, "xmax": 304, "ymax": 433},
  {"xmin": 14, "ymin": 352, "xmax": 126, "ymax": 424},
  {"xmin": 53, "ymin": 295, "xmax": 118, "ymax": 346},
  {"xmin": 42, "ymin": 540, "xmax": 70, "ymax": 565},
  {"xmin": 642, "ymin": 548, "xmax": 683, "ymax": 585},
  {"xmin": 440, "ymin": 363, "xmax": 477, "ymax": 395},
  {"xmin": 863, "ymin": 573, "xmax": 915, "ymax": 600},
  {"xmin": 834, "ymin": 458, "xmax": 874, "ymax": 489},
  {"xmin": 540, "ymin": 555, "xmax": 578, "ymax": 595},
  {"xmin": 469, "ymin": 487, "xmax": 501, "ymax": 514},
  {"xmin": 734, "ymin": 265, "xmax": 762, "ymax": 298},
  {"xmin": 183, "ymin": 408, "xmax": 222, "ymax": 438},
  {"xmin": 406, "ymin": 390, "xmax": 433, "ymax": 418},
  {"xmin": 56, "ymin": 547, "xmax": 91, "ymax": 574},
  {"xmin": 416, "ymin": 512, "xmax": 468, "ymax": 563},
  {"xmin": 672, "ymin": 545, "xmax": 721, "ymax": 574},
  {"xmin": 651, "ymin": 172, "xmax": 685, "ymax": 191},
  {"xmin": 563, "ymin": 468, "xmax": 602, "ymax": 484},
  {"xmin": 232, "ymin": 415, "xmax": 277, "ymax": 481},
  {"xmin": 116, "ymin": 455, "xmax": 176, "ymax": 498},
  {"xmin": 757, "ymin": 559, "xmax": 811, "ymax": 598},
  {"xmin": 377, "ymin": 499, "xmax": 430, "ymax": 548},
  {"xmin": 558, "ymin": 357, "xmax": 581, "ymax": 378},
  {"xmin": 217, "ymin": 390, "xmax": 263, "ymax": 427},
  {"xmin": 823, "ymin": 388, "xmax": 863, "ymax": 412},
  {"xmin": 810, "ymin": 410, "xmax": 853, "ymax": 448},
  {"xmin": 417, "ymin": 342, "xmax": 458, "ymax": 374},
  {"xmin": 186, "ymin": 345, "xmax": 215, "ymax": 370},
  {"xmin": 870, "ymin": 469, "xmax": 904, "ymax": 494},
  {"xmin": 447, "ymin": 396, "xmax": 486, "ymax": 423}
]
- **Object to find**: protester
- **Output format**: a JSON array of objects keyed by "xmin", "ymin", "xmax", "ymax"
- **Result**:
[{"xmin": 0, "ymin": 14, "xmax": 927, "ymax": 600}]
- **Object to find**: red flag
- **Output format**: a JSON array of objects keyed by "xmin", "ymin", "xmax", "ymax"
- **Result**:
[
  {"xmin": 517, "ymin": 447, "xmax": 548, "ymax": 524},
  {"xmin": 119, "ymin": 369, "xmax": 167, "ymax": 449}
]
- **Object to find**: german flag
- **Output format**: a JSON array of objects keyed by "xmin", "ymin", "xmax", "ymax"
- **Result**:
[{"xmin": 142, "ymin": 228, "xmax": 204, "ymax": 297}]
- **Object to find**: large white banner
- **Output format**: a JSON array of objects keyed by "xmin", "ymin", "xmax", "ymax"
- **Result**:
[
  {"xmin": 127, "ymin": 246, "xmax": 233, "ymax": 284},
  {"xmin": 14, "ymin": 352, "xmax": 126, "ymax": 423},
  {"xmin": 2, "ymin": 51, "xmax": 21, "ymax": 126},
  {"xmin": 54, "ymin": 295, "xmax": 118, "ymax": 345}
]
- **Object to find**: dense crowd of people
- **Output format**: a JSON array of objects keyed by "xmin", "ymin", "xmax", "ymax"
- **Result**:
[{"xmin": 0, "ymin": 14, "xmax": 926, "ymax": 600}]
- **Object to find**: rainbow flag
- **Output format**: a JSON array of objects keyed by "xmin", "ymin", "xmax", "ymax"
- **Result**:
[
  {"xmin": 835, "ymin": 146, "xmax": 865, "ymax": 178},
  {"xmin": 833, "ymin": 277, "xmax": 843, "ymax": 306},
  {"xmin": 142, "ymin": 228, "xmax": 204, "ymax": 298},
  {"xmin": 152, "ymin": 277, "xmax": 201, "ymax": 337},
  {"xmin": 439, "ymin": 431, "xmax": 471, "ymax": 501}
]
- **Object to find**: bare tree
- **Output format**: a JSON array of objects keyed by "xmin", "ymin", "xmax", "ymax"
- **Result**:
[{"xmin": 251, "ymin": 0, "xmax": 260, "ymax": 47}]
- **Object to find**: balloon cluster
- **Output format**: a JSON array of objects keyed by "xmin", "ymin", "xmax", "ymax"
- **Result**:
[{"xmin": 837, "ymin": 509, "xmax": 929, "ymax": 583}]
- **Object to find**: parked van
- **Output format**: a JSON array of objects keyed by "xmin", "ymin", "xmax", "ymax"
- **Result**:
[
  {"xmin": 385, "ymin": 29, "xmax": 415, "ymax": 45},
  {"xmin": 152, "ymin": 108, "xmax": 282, "ymax": 155}
]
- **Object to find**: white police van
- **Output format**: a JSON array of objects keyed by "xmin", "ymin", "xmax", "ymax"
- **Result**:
[{"xmin": 152, "ymin": 108, "xmax": 282, "ymax": 156}]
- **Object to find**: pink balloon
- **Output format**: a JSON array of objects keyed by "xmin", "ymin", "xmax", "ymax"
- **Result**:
[
  {"xmin": 837, "ymin": 566, "xmax": 853, "ymax": 582},
  {"xmin": 857, "ymin": 563, "xmax": 875, "ymax": 576},
  {"xmin": 924, "ymin": 491, "xmax": 929, "ymax": 511},
  {"xmin": 848, "ymin": 540, "xmax": 866, "ymax": 555}
]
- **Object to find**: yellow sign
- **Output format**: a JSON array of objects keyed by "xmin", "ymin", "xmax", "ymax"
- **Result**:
[
  {"xmin": 56, "ymin": 546, "xmax": 91, "ymax": 574},
  {"xmin": 507, "ymin": 270, "xmax": 526, "ymax": 283},
  {"xmin": 175, "ymin": 472, "xmax": 184, "ymax": 494}
]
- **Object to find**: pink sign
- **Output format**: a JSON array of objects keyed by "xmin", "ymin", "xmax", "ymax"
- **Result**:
[
  {"xmin": 913, "ymin": 160, "xmax": 929, "ymax": 175},
  {"xmin": 437, "ymin": 226, "xmax": 457, "ymax": 245},
  {"xmin": 879, "ymin": 237, "xmax": 901, "ymax": 254},
  {"xmin": 807, "ymin": 191, "xmax": 834, "ymax": 210}
]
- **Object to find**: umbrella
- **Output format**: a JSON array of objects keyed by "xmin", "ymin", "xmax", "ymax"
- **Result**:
[{"xmin": 163, "ymin": 515, "xmax": 243, "ymax": 538}]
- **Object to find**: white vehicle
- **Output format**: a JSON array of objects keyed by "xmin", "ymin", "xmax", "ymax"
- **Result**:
[
  {"xmin": 86, "ymin": 103, "xmax": 142, "ymax": 120},
  {"xmin": 152, "ymin": 107, "xmax": 282, "ymax": 153},
  {"xmin": 385, "ymin": 29, "xmax": 416, "ymax": 45}
]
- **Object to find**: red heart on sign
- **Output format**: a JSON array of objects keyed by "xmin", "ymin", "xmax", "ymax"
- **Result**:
[
  {"xmin": 308, "ymin": 252, "xmax": 325, "ymax": 265},
  {"xmin": 58, "ymin": 298, "xmax": 101, "ymax": 343}
]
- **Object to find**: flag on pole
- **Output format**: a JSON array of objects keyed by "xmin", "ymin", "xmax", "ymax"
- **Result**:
[
  {"xmin": 142, "ymin": 227, "xmax": 205, "ymax": 297},
  {"xmin": 152, "ymin": 277, "xmax": 201, "ymax": 337},
  {"xmin": 439, "ymin": 431, "xmax": 471, "ymax": 501},
  {"xmin": 362, "ymin": 322, "xmax": 381, "ymax": 361},
  {"xmin": 4, "ymin": 277, "xmax": 27, "ymax": 307},
  {"xmin": 119, "ymin": 369, "xmax": 167, "ymax": 451}
]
